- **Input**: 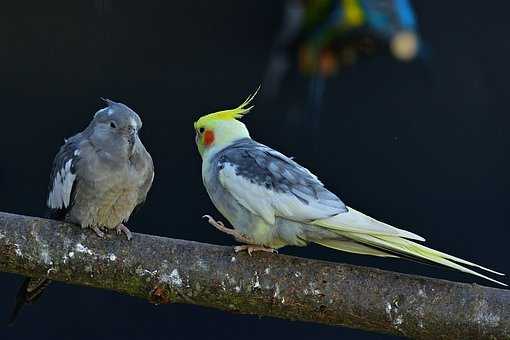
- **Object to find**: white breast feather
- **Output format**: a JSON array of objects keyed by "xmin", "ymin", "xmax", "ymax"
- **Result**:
[{"xmin": 47, "ymin": 159, "xmax": 76, "ymax": 210}]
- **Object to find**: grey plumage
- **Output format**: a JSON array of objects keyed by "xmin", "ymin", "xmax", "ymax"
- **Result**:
[
  {"xmin": 46, "ymin": 136, "xmax": 81, "ymax": 220},
  {"xmin": 203, "ymin": 138, "xmax": 347, "ymax": 248},
  {"xmin": 196, "ymin": 92, "xmax": 505, "ymax": 285},
  {"xmin": 217, "ymin": 138, "xmax": 346, "ymax": 217},
  {"xmin": 47, "ymin": 99, "xmax": 154, "ymax": 230},
  {"xmin": 200, "ymin": 129, "xmax": 506, "ymax": 285},
  {"xmin": 9, "ymin": 99, "xmax": 154, "ymax": 324}
]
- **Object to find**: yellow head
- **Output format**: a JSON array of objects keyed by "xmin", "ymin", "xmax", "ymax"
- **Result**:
[{"xmin": 194, "ymin": 88, "xmax": 259, "ymax": 157}]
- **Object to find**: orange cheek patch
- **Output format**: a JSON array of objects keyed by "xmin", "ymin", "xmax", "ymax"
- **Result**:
[{"xmin": 204, "ymin": 130, "xmax": 215, "ymax": 146}]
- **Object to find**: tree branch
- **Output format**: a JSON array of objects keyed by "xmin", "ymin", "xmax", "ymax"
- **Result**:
[{"xmin": 0, "ymin": 211, "xmax": 508, "ymax": 339}]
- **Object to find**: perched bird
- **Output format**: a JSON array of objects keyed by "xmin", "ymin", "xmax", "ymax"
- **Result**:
[
  {"xmin": 194, "ymin": 89, "xmax": 506, "ymax": 286},
  {"xmin": 9, "ymin": 99, "xmax": 154, "ymax": 324}
]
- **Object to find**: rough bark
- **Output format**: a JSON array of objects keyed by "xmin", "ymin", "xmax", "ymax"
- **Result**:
[{"xmin": 0, "ymin": 211, "xmax": 508, "ymax": 339}]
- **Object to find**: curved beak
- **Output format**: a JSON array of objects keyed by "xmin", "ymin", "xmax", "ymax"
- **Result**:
[
  {"xmin": 129, "ymin": 130, "xmax": 136, "ymax": 145},
  {"xmin": 127, "ymin": 127, "xmax": 137, "ymax": 153}
]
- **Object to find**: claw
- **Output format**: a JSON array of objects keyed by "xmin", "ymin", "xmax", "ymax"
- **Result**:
[
  {"xmin": 91, "ymin": 226, "xmax": 105, "ymax": 239},
  {"xmin": 202, "ymin": 214, "xmax": 252, "ymax": 244},
  {"xmin": 116, "ymin": 224, "xmax": 133, "ymax": 241},
  {"xmin": 234, "ymin": 245, "xmax": 278, "ymax": 256},
  {"xmin": 203, "ymin": 214, "xmax": 229, "ymax": 231},
  {"xmin": 202, "ymin": 215, "xmax": 224, "ymax": 228}
]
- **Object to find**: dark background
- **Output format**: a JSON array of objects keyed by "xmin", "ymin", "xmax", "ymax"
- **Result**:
[{"xmin": 0, "ymin": 1, "xmax": 508, "ymax": 339}]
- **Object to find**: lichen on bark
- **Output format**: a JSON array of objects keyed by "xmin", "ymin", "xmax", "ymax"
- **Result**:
[{"xmin": 0, "ymin": 211, "xmax": 509, "ymax": 339}]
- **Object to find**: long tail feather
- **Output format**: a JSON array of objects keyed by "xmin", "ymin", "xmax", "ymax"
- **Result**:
[
  {"xmin": 8, "ymin": 277, "xmax": 51, "ymax": 326},
  {"xmin": 317, "ymin": 207, "xmax": 426, "ymax": 241},
  {"xmin": 315, "ymin": 239, "xmax": 399, "ymax": 258},
  {"xmin": 341, "ymin": 232, "xmax": 507, "ymax": 286}
]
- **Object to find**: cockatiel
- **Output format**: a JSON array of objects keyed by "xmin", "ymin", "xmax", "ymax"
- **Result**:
[
  {"xmin": 194, "ymin": 89, "xmax": 506, "ymax": 286},
  {"xmin": 9, "ymin": 99, "xmax": 155, "ymax": 324}
]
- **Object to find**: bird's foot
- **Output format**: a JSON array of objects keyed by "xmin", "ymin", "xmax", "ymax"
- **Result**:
[
  {"xmin": 234, "ymin": 245, "xmax": 278, "ymax": 256},
  {"xmin": 202, "ymin": 215, "xmax": 250, "ymax": 243},
  {"xmin": 91, "ymin": 226, "xmax": 105, "ymax": 238},
  {"xmin": 116, "ymin": 223, "xmax": 133, "ymax": 241}
]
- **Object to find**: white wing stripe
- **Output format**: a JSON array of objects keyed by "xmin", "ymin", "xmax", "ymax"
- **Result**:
[{"xmin": 47, "ymin": 159, "xmax": 76, "ymax": 210}]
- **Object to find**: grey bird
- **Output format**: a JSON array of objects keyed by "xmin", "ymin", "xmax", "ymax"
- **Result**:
[
  {"xmin": 194, "ymin": 90, "xmax": 506, "ymax": 287},
  {"xmin": 9, "ymin": 99, "xmax": 154, "ymax": 324}
]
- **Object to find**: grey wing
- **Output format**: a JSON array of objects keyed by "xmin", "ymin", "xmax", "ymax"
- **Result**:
[
  {"xmin": 46, "ymin": 135, "xmax": 82, "ymax": 220},
  {"xmin": 218, "ymin": 141, "xmax": 347, "ymax": 225},
  {"xmin": 133, "ymin": 152, "xmax": 154, "ymax": 214}
]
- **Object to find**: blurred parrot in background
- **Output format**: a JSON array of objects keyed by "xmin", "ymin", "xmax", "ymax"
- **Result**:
[
  {"xmin": 263, "ymin": 0, "xmax": 422, "ymax": 135},
  {"xmin": 194, "ymin": 89, "xmax": 506, "ymax": 287}
]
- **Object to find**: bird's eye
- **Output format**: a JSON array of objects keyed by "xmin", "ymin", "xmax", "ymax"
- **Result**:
[
  {"xmin": 110, "ymin": 122, "xmax": 117, "ymax": 129},
  {"xmin": 198, "ymin": 127, "xmax": 205, "ymax": 134}
]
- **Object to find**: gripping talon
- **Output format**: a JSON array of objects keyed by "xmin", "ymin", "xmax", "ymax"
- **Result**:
[
  {"xmin": 116, "ymin": 224, "xmax": 133, "ymax": 241},
  {"xmin": 234, "ymin": 245, "xmax": 277, "ymax": 255},
  {"xmin": 91, "ymin": 226, "xmax": 105, "ymax": 238}
]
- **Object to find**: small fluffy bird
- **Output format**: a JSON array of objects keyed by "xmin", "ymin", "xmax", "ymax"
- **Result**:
[
  {"xmin": 194, "ymin": 89, "xmax": 506, "ymax": 286},
  {"xmin": 9, "ymin": 99, "xmax": 154, "ymax": 324}
]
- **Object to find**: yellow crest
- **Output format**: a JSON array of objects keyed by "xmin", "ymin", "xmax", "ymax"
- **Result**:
[{"xmin": 194, "ymin": 86, "xmax": 260, "ymax": 128}]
